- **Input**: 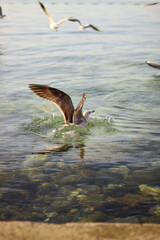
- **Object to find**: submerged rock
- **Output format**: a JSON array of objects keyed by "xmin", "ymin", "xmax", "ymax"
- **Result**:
[
  {"xmin": 45, "ymin": 212, "xmax": 58, "ymax": 220},
  {"xmin": 87, "ymin": 185, "xmax": 101, "ymax": 193},
  {"xmin": 50, "ymin": 200, "xmax": 71, "ymax": 211},
  {"xmin": 110, "ymin": 216, "xmax": 139, "ymax": 223},
  {"xmin": 109, "ymin": 166, "xmax": 130, "ymax": 177},
  {"xmin": 103, "ymin": 183, "xmax": 124, "ymax": 192},
  {"xmin": 107, "ymin": 193, "xmax": 152, "ymax": 208},
  {"xmin": 79, "ymin": 211, "xmax": 106, "ymax": 222},
  {"xmin": 139, "ymin": 184, "xmax": 160, "ymax": 201},
  {"xmin": 69, "ymin": 208, "xmax": 79, "ymax": 214},
  {"xmin": 98, "ymin": 168, "xmax": 109, "ymax": 175},
  {"xmin": 23, "ymin": 154, "xmax": 48, "ymax": 169},
  {"xmin": 77, "ymin": 194, "xmax": 88, "ymax": 201},
  {"xmin": 149, "ymin": 205, "xmax": 160, "ymax": 218},
  {"xmin": 152, "ymin": 161, "xmax": 160, "ymax": 167},
  {"xmin": 125, "ymin": 167, "xmax": 160, "ymax": 185},
  {"xmin": 60, "ymin": 174, "xmax": 83, "ymax": 185},
  {"xmin": 78, "ymin": 193, "xmax": 105, "ymax": 208}
]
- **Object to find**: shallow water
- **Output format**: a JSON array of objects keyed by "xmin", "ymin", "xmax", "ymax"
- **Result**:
[{"xmin": 0, "ymin": 0, "xmax": 160, "ymax": 223}]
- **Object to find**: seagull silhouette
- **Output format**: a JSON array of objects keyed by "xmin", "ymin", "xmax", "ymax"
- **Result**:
[
  {"xmin": 68, "ymin": 17, "xmax": 101, "ymax": 32},
  {"xmin": 0, "ymin": 6, "xmax": 6, "ymax": 19},
  {"xmin": 29, "ymin": 84, "xmax": 95, "ymax": 127},
  {"xmin": 38, "ymin": 1, "xmax": 71, "ymax": 31}
]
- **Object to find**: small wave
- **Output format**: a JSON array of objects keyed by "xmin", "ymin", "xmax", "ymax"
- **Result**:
[
  {"xmin": 21, "ymin": 115, "xmax": 90, "ymax": 139},
  {"xmin": 21, "ymin": 114, "xmax": 115, "ymax": 139},
  {"xmin": 21, "ymin": 115, "xmax": 63, "ymax": 133}
]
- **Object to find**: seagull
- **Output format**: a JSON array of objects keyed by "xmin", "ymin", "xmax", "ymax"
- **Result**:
[
  {"xmin": 0, "ymin": 6, "xmax": 6, "ymax": 19},
  {"xmin": 29, "ymin": 84, "xmax": 95, "ymax": 127},
  {"xmin": 38, "ymin": 1, "xmax": 71, "ymax": 31},
  {"xmin": 146, "ymin": 61, "xmax": 160, "ymax": 70},
  {"xmin": 68, "ymin": 18, "xmax": 101, "ymax": 31},
  {"xmin": 145, "ymin": 2, "xmax": 160, "ymax": 6}
]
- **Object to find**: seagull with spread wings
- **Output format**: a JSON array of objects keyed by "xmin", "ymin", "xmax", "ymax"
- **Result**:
[
  {"xmin": 146, "ymin": 61, "xmax": 160, "ymax": 70},
  {"xmin": 68, "ymin": 17, "xmax": 101, "ymax": 32},
  {"xmin": 29, "ymin": 84, "xmax": 95, "ymax": 127},
  {"xmin": 0, "ymin": 6, "xmax": 6, "ymax": 19},
  {"xmin": 38, "ymin": 1, "xmax": 71, "ymax": 31}
]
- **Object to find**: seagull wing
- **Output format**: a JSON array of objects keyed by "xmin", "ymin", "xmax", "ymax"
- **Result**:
[
  {"xmin": 73, "ymin": 93, "xmax": 86, "ymax": 125},
  {"xmin": 68, "ymin": 18, "xmax": 82, "ymax": 26},
  {"xmin": 0, "ymin": 6, "xmax": 2, "ymax": 16},
  {"xmin": 145, "ymin": 2, "xmax": 160, "ymax": 6},
  {"xmin": 146, "ymin": 61, "xmax": 160, "ymax": 70},
  {"xmin": 38, "ymin": 1, "xmax": 56, "ymax": 26},
  {"xmin": 29, "ymin": 84, "xmax": 75, "ymax": 124},
  {"xmin": 57, "ymin": 17, "xmax": 71, "ymax": 25},
  {"xmin": 83, "ymin": 24, "xmax": 101, "ymax": 31}
]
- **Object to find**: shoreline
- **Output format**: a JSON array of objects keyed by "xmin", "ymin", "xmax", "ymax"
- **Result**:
[{"xmin": 0, "ymin": 221, "xmax": 159, "ymax": 240}]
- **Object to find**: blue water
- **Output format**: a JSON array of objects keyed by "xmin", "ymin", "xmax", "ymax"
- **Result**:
[{"xmin": 0, "ymin": 0, "xmax": 160, "ymax": 223}]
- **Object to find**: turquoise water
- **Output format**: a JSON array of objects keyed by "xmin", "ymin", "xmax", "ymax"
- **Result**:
[{"xmin": 0, "ymin": 0, "xmax": 160, "ymax": 223}]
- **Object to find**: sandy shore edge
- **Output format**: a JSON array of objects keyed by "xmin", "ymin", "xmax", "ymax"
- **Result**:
[{"xmin": 0, "ymin": 221, "xmax": 160, "ymax": 240}]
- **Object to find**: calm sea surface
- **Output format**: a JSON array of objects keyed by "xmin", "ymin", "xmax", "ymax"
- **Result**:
[{"xmin": 0, "ymin": 0, "xmax": 160, "ymax": 223}]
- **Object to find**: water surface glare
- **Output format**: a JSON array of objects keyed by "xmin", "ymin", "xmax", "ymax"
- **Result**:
[{"xmin": 0, "ymin": 0, "xmax": 160, "ymax": 223}]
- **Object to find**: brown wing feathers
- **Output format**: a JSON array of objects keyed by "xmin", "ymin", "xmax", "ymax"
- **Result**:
[
  {"xmin": 74, "ymin": 92, "xmax": 86, "ymax": 112},
  {"xmin": 29, "ymin": 84, "xmax": 74, "ymax": 124},
  {"xmin": 73, "ymin": 92, "xmax": 86, "ymax": 125}
]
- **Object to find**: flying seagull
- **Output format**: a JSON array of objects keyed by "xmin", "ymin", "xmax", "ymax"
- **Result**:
[
  {"xmin": 29, "ymin": 84, "xmax": 95, "ymax": 127},
  {"xmin": 68, "ymin": 18, "xmax": 101, "ymax": 31},
  {"xmin": 38, "ymin": 1, "xmax": 71, "ymax": 31},
  {"xmin": 0, "ymin": 6, "xmax": 6, "ymax": 19},
  {"xmin": 145, "ymin": 2, "xmax": 160, "ymax": 6},
  {"xmin": 146, "ymin": 61, "xmax": 160, "ymax": 70}
]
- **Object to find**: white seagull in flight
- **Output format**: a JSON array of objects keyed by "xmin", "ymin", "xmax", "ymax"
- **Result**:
[
  {"xmin": 68, "ymin": 18, "xmax": 101, "ymax": 32},
  {"xmin": 146, "ymin": 61, "xmax": 160, "ymax": 70},
  {"xmin": 0, "ymin": 6, "xmax": 6, "ymax": 19},
  {"xmin": 38, "ymin": 1, "xmax": 71, "ymax": 31},
  {"xmin": 29, "ymin": 84, "xmax": 95, "ymax": 127}
]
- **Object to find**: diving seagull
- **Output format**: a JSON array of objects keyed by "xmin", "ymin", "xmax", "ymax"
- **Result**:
[
  {"xmin": 29, "ymin": 84, "xmax": 95, "ymax": 127},
  {"xmin": 0, "ymin": 6, "xmax": 6, "ymax": 19},
  {"xmin": 68, "ymin": 18, "xmax": 101, "ymax": 32},
  {"xmin": 145, "ymin": 2, "xmax": 160, "ymax": 6},
  {"xmin": 146, "ymin": 61, "xmax": 160, "ymax": 70},
  {"xmin": 38, "ymin": 1, "xmax": 71, "ymax": 31}
]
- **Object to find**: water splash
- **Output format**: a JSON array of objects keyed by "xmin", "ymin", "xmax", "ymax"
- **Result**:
[{"xmin": 21, "ymin": 114, "xmax": 115, "ymax": 138}]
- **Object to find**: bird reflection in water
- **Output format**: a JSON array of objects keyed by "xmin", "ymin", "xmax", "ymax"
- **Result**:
[{"xmin": 32, "ymin": 143, "xmax": 85, "ymax": 162}]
